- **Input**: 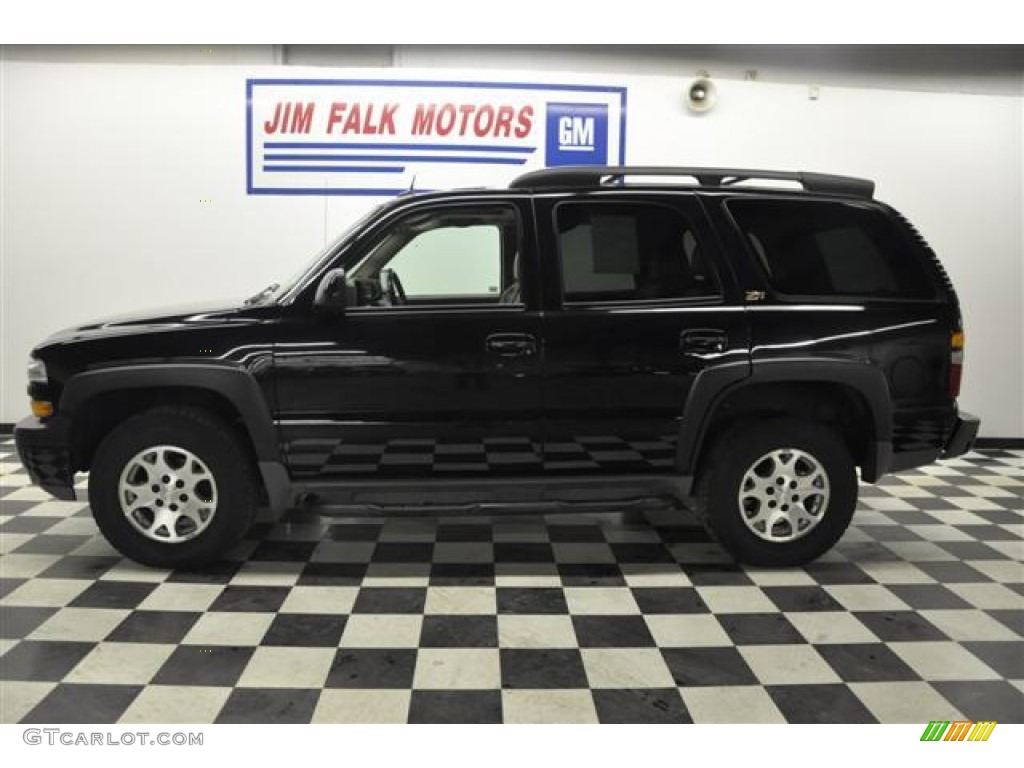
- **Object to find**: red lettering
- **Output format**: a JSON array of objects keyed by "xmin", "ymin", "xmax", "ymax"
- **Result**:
[
  {"xmin": 365, "ymin": 104, "xmax": 379, "ymax": 135},
  {"xmin": 412, "ymin": 103, "xmax": 436, "ymax": 135},
  {"xmin": 264, "ymin": 102, "xmax": 284, "ymax": 134},
  {"xmin": 326, "ymin": 102, "xmax": 346, "ymax": 134},
  {"xmin": 406, "ymin": 102, "xmax": 531, "ymax": 138},
  {"xmin": 379, "ymin": 103, "xmax": 398, "ymax": 135},
  {"xmin": 473, "ymin": 105, "xmax": 496, "ymax": 137},
  {"xmin": 342, "ymin": 104, "xmax": 362, "ymax": 134},
  {"xmin": 493, "ymin": 105, "xmax": 514, "ymax": 138},
  {"xmin": 457, "ymin": 104, "xmax": 475, "ymax": 136},
  {"xmin": 514, "ymin": 106, "xmax": 533, "ymax": 138},
  {"xmin": 292, "ymin": 102, "xmax": 315, "ymax": 134},
  {"xmin": 435, "ymin": 103, "xmax": 457, "ymax": 136}
]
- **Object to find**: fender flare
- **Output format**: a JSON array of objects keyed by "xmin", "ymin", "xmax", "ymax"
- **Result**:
[
  {"xmin": 677, "ymin": 358, "xmax": 893, "ymax": 480},
  {"xmin": 59, "ymin": 363, "xmax": 282, "ymax": 464}
]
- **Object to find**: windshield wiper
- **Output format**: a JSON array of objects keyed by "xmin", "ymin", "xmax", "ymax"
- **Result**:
[{"xmin": 244, "ymin": 283, "xmax": 280, "ymax": 306}]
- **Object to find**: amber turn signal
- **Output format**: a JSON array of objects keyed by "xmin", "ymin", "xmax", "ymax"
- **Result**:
[
  {"xmin": 949, "ymin": 330, "xmax": 964, "ymax": 398},
  {"xmin": 30, "ymin": 400, "xmax": 54, "ymax": 418}
]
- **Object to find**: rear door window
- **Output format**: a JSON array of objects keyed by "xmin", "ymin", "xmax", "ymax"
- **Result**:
[
  {"xmin": 555, "ymin": 201, "xmax": 719, "ymax": 303},
  {"xmin": 727, "ymin": 199, "xmax": 935, "ymax": 299}
]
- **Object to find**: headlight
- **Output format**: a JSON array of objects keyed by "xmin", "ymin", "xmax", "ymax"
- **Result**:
[{"xmin": 27, "ymin": 358, "xmax": 47, "ymax": 385}]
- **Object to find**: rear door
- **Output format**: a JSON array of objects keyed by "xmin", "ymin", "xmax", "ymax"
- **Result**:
[{"xmin": 534, "ymin": 191, "xmax": 750, "ymax": 474}]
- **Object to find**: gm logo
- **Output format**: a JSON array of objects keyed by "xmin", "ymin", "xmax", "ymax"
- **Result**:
[{"xmin": 545, "ymin": 102, "xmax": 609, "ymax": 166}]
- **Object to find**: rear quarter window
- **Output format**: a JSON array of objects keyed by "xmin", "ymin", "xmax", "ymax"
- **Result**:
[{"xmin": 727, "ymin": 198, "xmax": 936, "ymax": 299}]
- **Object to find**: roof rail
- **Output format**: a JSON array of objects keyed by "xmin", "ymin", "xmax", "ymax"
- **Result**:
[{"xmin": 508, "ymin": 166, "xmax": 875, "ymax": 199}]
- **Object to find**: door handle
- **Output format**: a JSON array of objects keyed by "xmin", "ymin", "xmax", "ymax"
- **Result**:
[
  {"xmin": 680, "ymin": 329, "xmax": 728, "ymax": 354},
  {"xmin": 486, "ymin": 333, "xmax": 537, "ymax": 358}
]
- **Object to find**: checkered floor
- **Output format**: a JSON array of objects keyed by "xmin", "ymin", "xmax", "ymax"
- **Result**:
[{"xmin": 1, "ymin": 437, "xmax": 1021, "ymax": 724}]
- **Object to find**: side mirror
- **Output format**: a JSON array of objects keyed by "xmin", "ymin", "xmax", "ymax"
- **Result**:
[{"xmin": 313, "ymin": 268, "xmax": 351, "ymax": 316}]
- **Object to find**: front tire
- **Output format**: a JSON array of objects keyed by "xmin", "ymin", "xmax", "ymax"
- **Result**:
[
  {"xmin": 88, "ymin": 406, "xmax": 259, "ymax": 568},
  {"xmin": 693, "ymin": 418, "xmax": 858, "ymax": 567}
]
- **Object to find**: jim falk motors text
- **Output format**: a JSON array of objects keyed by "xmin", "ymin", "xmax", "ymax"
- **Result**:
[{"xmin": 263, "ymin": 101, "xmax": 536, "ymax": 139}]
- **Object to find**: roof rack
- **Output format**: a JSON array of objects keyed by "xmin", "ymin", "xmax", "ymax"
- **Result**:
[{"xmin": 508, "ymin": 166, "xmax": 875, "ymax": 199}]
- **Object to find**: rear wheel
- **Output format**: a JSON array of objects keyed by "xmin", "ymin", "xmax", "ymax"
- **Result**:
[
  {"xmin": 693, "ymin": 418, "xmax": 858, "ymax": 567},
  {"xmin": 88, "ymin": 406, "xmax": 259, "ymax": 568}
]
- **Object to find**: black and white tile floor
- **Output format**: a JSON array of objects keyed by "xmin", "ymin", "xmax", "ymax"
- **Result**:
[{"xmin": 1, "ymin": 437, "xmax": 1021, "ymax": 724}]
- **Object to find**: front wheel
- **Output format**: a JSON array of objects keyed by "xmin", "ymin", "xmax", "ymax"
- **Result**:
[
  {"xmin": 693, "ymin": 418, "xmax": 858, "ymax": 567},
  {"xmin": 88, "ymin": 406, "xmax": 259, "ymax": 568}
]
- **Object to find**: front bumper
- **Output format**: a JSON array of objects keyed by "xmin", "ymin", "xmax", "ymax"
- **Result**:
[
  {"xmin": 14, "ymin": 415, "xmax": 77, "ymax": 501},
  {"xmin": 943, "ymin": 411, "xmax": 981, "ymax": 459}
]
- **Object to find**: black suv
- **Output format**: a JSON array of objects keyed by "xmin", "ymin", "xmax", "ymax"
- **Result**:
[{"xmin": 15, "ymin": 166, "xmax": 979, "ymax": 568}]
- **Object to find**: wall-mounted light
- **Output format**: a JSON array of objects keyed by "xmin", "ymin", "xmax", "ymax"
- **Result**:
[{"xmin": 685, "ymin": 71, "xmax": 717, "ymax": 114}]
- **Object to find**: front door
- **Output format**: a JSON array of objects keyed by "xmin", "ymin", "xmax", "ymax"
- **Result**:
[
  {"xmin": 272, "ymin": 198, "xmax": 545, "ymax": 480},
  {"xmin": 534, "ymin": 192, "xmax": 750, "ymax": 474}
]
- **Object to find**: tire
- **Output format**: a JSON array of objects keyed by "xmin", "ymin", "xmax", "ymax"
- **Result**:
[
  {"xmin": 88, "ymin": 406, "xmax": 259, "ymax": 568},
  {"xmin": 693, "ymin": 418, "xmax": 858, "ymax": 567}
]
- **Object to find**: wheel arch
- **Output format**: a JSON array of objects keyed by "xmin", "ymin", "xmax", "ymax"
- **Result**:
[
  {"xmin": 679, "ymin": 358, "xmax": 894, "ymax": 482},
  {"xmin": 59, "ymin": 364, "xmax": 289, "ymax": 506}
]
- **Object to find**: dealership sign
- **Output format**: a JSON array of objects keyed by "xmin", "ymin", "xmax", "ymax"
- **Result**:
[{"xmin": 246, "ymin": 78, "xmax": 627, "ymax": 195}]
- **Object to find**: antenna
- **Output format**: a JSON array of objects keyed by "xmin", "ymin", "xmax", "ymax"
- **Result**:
[{"xmin": 408, "ymin": 174, "xmax": 417, "ymax": 193}]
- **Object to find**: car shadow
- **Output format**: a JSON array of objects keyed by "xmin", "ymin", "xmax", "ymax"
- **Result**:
[{"xmin": 198, "ymin": 504, "xmax": 766, "ymax": 584}]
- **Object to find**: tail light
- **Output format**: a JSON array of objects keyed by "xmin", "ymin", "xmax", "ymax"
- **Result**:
[{"xmin": 950, "ymin": 330, "xmax": 964, "ymax": 398}]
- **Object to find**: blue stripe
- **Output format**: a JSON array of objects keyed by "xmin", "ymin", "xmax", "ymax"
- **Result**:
[
  {"xmin": 264, "ymin": 154, "xmax": 526, "ymax": 165},
  {"xmin": 248, "ymin": 78, "xmax": 627, "ymax": 97},
  {"xmin": 245, "ymin": 79, "xmax": 254, "ymax": 194},
  {"xmin": 263, "ymin": 141, "xmax": 536, "ymax": 153},
  {"xmin": 262, "ymin": 165, "xmax": 405, "ymax": 174},
  {"xmin": 619, "ymin": 86, "xmax": 628, "ymax": 165}
]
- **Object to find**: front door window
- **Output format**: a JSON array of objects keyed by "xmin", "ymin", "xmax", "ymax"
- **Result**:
[{"xmin": 348, "ymin": 205, "xmax": 522, "ymax": 308}]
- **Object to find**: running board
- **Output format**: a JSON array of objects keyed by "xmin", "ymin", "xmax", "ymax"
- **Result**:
[
  {"xmin": 288, "ymin": 473, "xmax": 693, "ymax": 515},
  {"xmin": 302, "ymin": 496, "xmax": 679, "ymax": 518}
]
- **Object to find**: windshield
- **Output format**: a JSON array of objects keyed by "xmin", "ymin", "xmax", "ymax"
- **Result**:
[{"xmin": 245, "ymin": 204, "xmax": 385, "ymax": 305}]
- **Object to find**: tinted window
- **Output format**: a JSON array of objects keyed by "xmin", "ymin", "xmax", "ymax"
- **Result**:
[
  {"xmin": 556, "ymin": 202, "xmax": 718, "ymax": 303},
  {"xmin": 728, "ymin": 199, "xmax": 934, "ymax": 298}
]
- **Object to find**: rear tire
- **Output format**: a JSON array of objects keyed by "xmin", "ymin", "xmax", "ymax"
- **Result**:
[
  {"xmin": 693, "ymin": 418, "xmax": 858, "ymax": 567},
  {"xmin": 88, "ymin": 406, "xmax": 259, "ymax": 568}
]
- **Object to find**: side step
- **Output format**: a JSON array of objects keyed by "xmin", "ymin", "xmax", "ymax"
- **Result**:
[
  {"xmin": 300, "ymin": 495, "xmax": 680, "ymax": 518},
  {"xmin": 289, "ymin": 473, "xmax": 694, "ymax": 517}
]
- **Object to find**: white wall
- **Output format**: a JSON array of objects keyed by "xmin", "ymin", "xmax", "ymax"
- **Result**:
[
  {"xmin": 8, "ymin": 45, "xmax": 1021, "ymax": 96},
  {"xmin": 2, "ymin": 58, "xmax": 1022, "ymax": 436},
  {"xmin": 389, "ymin": 45, "xmax": 1024, "ymax": 97}
]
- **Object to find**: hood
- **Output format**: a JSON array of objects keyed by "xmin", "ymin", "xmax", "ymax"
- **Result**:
[{"xmin": 37, "ymin": 299, "xmax": 255, "ymax": 347}]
